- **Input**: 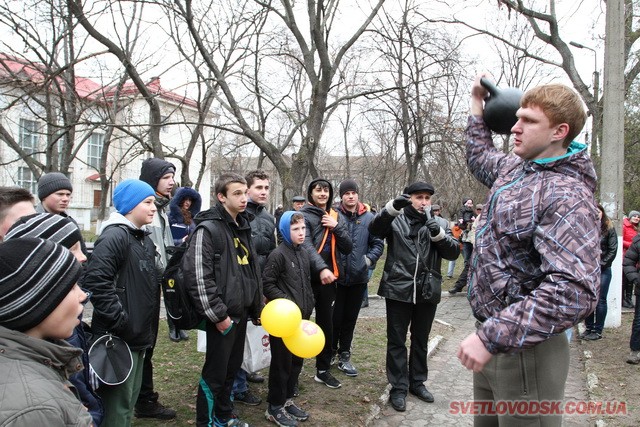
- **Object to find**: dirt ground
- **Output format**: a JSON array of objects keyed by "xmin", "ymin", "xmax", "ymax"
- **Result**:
[{"xmin": 579, "ymin": 309, "xmax": 640, "ymax": 426}]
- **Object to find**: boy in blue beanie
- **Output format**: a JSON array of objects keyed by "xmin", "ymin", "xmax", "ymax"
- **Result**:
[
  {"xmin": 262, "ymin": 211, "xmax": 318, "ymax": 426},
  {"xmin": 83, "ymin": 179, "xmax": 161, "ymax": 427}
]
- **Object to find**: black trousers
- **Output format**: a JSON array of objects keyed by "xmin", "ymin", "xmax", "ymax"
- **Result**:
[
  {"xmin": 385, "ymin": 298, "xmax": 437, "ymax": 397},
  {"xmin": 312, "ymin": 281, "xmax": 336, "ymax": 371},
  {"xmin": 137, "ymin": 295, "xmax": 161, "ymax": 403},
  {"xmin": 196, "ymin": 312, "xmax": 247, "ymax": 427},
  {"xmin": 332, "ymin": 282, "xmax": 367, "ymax": 354},
  {"xmin": 454, "ymin": 242, "xmax": 473, "ymax": 291},
  {"xmin": 267, "ymin": 336, "xmax": 304, "ymax": 406}
]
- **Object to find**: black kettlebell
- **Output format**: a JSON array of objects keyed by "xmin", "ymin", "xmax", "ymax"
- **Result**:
[{"xmin": 480, "ymin": 78, "xmax": 523, "ymax": 135}]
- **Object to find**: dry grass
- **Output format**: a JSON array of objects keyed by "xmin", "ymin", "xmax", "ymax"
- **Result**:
[{"xmin": 132, "ymin": 310, "xmax": 450, "ymax": 426}]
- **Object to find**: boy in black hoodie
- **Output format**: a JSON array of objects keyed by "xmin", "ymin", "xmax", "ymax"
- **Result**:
[{"xmin": 299, "ymin": 178, "xmax": 352, "ymax": 389}]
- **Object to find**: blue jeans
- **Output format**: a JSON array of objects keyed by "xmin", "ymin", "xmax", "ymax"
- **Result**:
[
  {"xmin": 231, "ymin": 369, "xmax": 248, "ymax": 395},
  {"xmin": 630, "ymin": 295, "xmax": 640, "ymax": 352},
  {"xmin": 447, "ymin": 259, "xmax": 456, "ymax": 277},
  {"xmin": 585, "ymin": 268, "xmax": 612, "ymax": 334}
]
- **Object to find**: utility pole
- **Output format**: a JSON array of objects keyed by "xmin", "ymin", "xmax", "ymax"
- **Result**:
[
  {"xmin": 601, "ymin": 0, "xmax": 625, "ymax": 328},
  {"xmin": 569, "ymin": 41, "xmax": 600, "ymax": 158}
]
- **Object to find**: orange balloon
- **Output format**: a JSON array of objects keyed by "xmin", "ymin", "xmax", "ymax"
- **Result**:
[
  {"xmin": 260, "ymin": 298, "xmax": 302, "ymax": 338},
  {"xmin": 283, "ymin": 320, "xmax": 325, "ymax": 358}
]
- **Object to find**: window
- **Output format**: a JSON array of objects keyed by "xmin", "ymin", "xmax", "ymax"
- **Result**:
[
  {"xmin": 19, "ymin": 118, "xmax": 38, "ymax": 155},
  {"xmin": 17, "ymin": 167, "xmax": 37, "ymax": 194},
  {"xmin": 87, "ymin": 132, "xmax": 104, "ymax": 169}
]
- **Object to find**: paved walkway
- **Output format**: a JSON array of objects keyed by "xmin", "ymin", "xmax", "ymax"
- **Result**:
[{"xmin": 359, "ymin": 293, "xmax": 594, "ymax": 426}]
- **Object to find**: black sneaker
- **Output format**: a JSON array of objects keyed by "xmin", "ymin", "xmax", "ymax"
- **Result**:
[
  {"xmin": 265, "ymin": 405, "xmax": 298, "ymax": 426},
  {"xmin": 246, "ymin": 371, "xmax": 265, "ymax": 383},
  {"xmin": 234, "ymin": 390, "xmax": 262, "ymax": 405},
  {"xmin": 214, "ymin": 415, "xmax": 251, "ymax": 427},
  {"xmin": 337, "ymin": 351, "xmax": 358, "ymax": 377},
  {"xmin": 583, "ymin": 332, "xmax": 602, "ymax": 341},
  {"xmin": 134, "ymin": 399, "xmax": 177, "ymax": 419},
  {"xmin": 285, "ymin": 399, "xmax": 309, "ymax": 421},
  {"xmin": 579, "ymin": 330, "xmax": 592, "ymax": 340},
  {"xmin": 314, "ymin": 371, "xmax": 341, "ymax": 389}
]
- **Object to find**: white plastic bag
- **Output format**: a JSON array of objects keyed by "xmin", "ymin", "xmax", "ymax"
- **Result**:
[{"xmin": 241, "ymin": 323, "xmax": 271, "ymax": 372}]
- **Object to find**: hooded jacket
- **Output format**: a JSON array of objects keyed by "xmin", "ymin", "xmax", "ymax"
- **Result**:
[
  {"xmin": 0, "ymin": 326, "xmax": 93, "ymax": 426},
  {"xmin": 182, "ymin": 203, "xmax": 263, "ymax": 323},
  {"xmin": 262, "ymin": 211, "xmax": 315, "ymax": 318},
  {"xmin": 336, "ymin": 202, "xmax": 384, "ymax": 285},
  {"xmin": 169, "ymin": 187, "xmax": 202, "ymax": 245},
  {"xmin": 299, "ymin": 178, "xmax": 353, "ymax": 283},
  {"xmin": 245, "ymin": 199, "xmax": 276, "ymax": 271},
  {"xmin": 369, "ymin": 203, "xmax": 459, "ymax": 304},
  {"xmin": 465, "ymin": 115, "xmax": 600, "ymax": 354},
  {"xmin": 83, "ymin": 213, "xmax": 158, "ymax": 350}
]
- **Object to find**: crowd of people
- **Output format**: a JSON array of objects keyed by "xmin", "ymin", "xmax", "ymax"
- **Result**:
[{"xmin": 0, "ymin": 75, "xmax": 637, "ymax": 427}]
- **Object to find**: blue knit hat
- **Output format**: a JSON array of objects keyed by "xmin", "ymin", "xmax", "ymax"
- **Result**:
[{"xmin": 113, "ymin": 179, "xmax": 155, "ymax": 215}]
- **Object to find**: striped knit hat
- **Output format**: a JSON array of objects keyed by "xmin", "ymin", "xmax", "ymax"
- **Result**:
[
  {"xmin": 5, "ymin": 213, "xmax": 83, "ymax": 249},
  {"xmin": 0, "ymin": 238, "xmax": 82, "ymax": 332}
]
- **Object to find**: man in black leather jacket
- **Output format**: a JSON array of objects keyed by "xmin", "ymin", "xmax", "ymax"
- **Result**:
[{"xmin": 369, "ymin": 181, "xmax": 459, "ymax": 412}]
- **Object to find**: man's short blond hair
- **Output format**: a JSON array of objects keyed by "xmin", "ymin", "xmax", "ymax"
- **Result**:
[{"xmin": 521, "ymin": 84, "xmax": 587, "ymax": 147}]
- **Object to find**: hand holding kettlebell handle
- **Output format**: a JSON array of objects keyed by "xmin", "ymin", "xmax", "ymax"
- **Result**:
[{"xmin": 479, "ymin": 77, "xmax": 523, "ymax": 135}]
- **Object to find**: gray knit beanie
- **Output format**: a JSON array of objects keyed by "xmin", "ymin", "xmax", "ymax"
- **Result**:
[
  {"xmin": 0, "ymin": 238, "xmax": 81, "ymax": 332},
  {"xmin": 38, "ymin": 172, "xmax": 73, "ymax": 200},
  {"xmin": 629, "ymin": 211, "xmax": 640, "ymax": 219}
]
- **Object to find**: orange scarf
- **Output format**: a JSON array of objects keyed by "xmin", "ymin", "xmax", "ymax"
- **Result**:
[{"xmin": 317, "ymin": 209, "xmax": 339, "ymax": 279}]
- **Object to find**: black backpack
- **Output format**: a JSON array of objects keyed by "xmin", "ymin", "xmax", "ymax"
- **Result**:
[{"xmin": 161, "ymin": 220, "xmax": 220, "ymax": 330}]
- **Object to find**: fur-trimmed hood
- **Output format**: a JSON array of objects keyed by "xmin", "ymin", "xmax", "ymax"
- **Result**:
[{"xmin": 169, "ymin": 187, "xmax": 202, "ymax": 225}]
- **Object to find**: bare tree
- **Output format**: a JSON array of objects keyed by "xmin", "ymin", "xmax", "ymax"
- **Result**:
[{"xmin": 68, "ymin": 0, "xmax": 166, "ymax": 158}]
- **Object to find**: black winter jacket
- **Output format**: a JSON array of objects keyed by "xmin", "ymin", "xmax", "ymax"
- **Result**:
[
  {"xmin": 83, "ymin": 215, "xmax": 158, "ymax": 351},
  {"xmin": 182, "ymin": 204, "xmax": 263, "ymax": 324},
  {"xmin": 600, "ymin": 226, "xmax": 618, "ymax": 269},
  {"xmin": 369, "ymin": 202, "xmax": 459, "ymax": 304},
  {"xmin": 246, "ymin": 200, "xmax": 276, "ymax": 271},
  {"xmin": 300, "ymin": 179, "xmax": 353, "ymax": 283},
  {"xmin": 623, "ymin": 234, "xmax": 640, "ymax": 293},
  {"xmin": 262, "ymin": 242, "xmax": 315, "ymax": 319},
  {"xmin": 337, "ymin": 202, "xmax": 384, "ymax": 285}
]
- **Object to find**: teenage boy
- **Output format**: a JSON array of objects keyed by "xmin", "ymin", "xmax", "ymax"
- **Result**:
[
  {"xmin": 333, "ymin": 179, "xmax": 384, "ymax": 377},
  {"xmin": 136, "ymin": 158, "xmax": 179, "ymax": 419},
  {"xmin": 300, "ymin": 178, "xmax": 352, "ymax": 389},
  {"xmin": 36, "ymin": 172, "xmax": 87, "ymax": 255},
  {"xmin": 232, "ymin": 170, "xmax": 277, "ymax": 404},
  {"xmin": 5, "ymin": 212, "xmax": 103, "ymax": 425},
  {"xmin": 0, "ymin": 238, "xmax": 93, "ymax": 426},
  {"xmin": 0, "ymin": 186, "xmax": 36, "ymax": 241},
  {"xmin": 369, "ymin": 182, "xmax": 459, "ymax": 412},
  {"xmin": 83, "ymin": 179, "xmax": 161, "ymax": 427},
  {"xmin": 183, "ymin": 172, "xmax": 263, "ymax": 427},
  {"xmin": 457, "ymin": 75, "xmax": 599, "ymax": 426},
  {"xmin": 262, "ymin": 211, "xmax": 317, "ymax": 427}
]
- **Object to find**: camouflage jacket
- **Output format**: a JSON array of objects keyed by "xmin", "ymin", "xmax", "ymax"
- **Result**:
[{"xmin": 465, "ymin": 115, "xmax": 600, "ymax": 354}]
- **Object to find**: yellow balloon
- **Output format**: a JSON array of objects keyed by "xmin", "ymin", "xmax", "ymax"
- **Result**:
[
  {"xmin": 283, "ymin": 320, "xmax": 325, "ymax": 358},
  {"xmin": 260, "ymin": 298, "xmax": 302, "ymax": 338}
]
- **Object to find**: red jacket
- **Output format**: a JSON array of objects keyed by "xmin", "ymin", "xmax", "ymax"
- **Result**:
[{"xmin": 622, "ymin": 217, "xmax": 638, "ymax": 255}]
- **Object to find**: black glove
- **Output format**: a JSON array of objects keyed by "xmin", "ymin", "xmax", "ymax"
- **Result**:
[
  {"xmin": 392, "ymin": 194, "xmax": 412, "ymax": 210},
  {"xmin": 426, "ymin": 218, "xmax": 441, "ymax": 237}
]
